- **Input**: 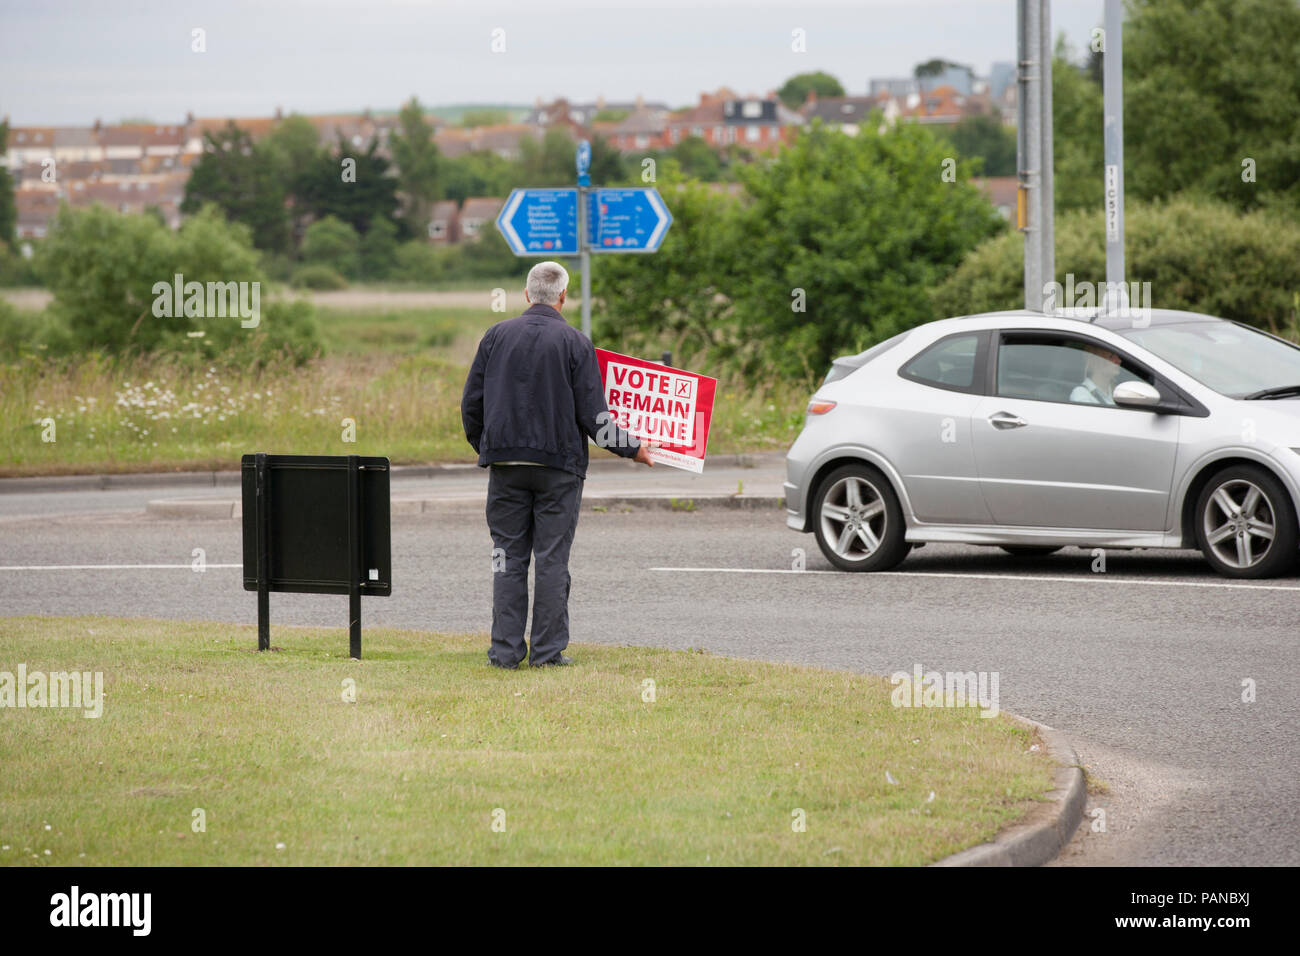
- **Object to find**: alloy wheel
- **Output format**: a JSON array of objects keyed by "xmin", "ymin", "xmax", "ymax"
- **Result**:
[
  {"xmin": 819, "ymin": 475, "xmax": 887, "ymax": 561},
  {"xmin": 1202, "ymin": 478, "xmax": 1276, "ymax": 570}
]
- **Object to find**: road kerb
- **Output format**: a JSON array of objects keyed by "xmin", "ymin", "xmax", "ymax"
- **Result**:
[
  {"xmin": 931, "ymin": 718, "xmax": 1086, "ymax": 867},
  {"xmin": 3, "ymin": 452, "xmax": 782, "ymax": 494},
  {"xmin": 146, "ymin": 493, "xmax": 787, "ymax": 519}
]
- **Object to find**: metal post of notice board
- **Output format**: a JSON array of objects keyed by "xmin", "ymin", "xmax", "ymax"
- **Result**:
[
  {"xmin": 255, "ymin": 452, "xmax": 270, "ymax": 651},
  {"xmin": 346, "ymin": 454, "xmax": 362, "ymax": 660}
]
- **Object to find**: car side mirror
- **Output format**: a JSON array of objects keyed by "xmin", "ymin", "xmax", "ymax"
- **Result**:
[{"xmin": 1113, "ymin": 380, "xmax": 1165, "ymax": 409}]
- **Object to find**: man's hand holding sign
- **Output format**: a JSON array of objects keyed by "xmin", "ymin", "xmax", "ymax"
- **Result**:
[{"xmin": 596, "ymin": 348, "xmax": 717, "ymax": 473}]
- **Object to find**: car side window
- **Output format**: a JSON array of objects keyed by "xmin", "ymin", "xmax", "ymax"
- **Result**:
[
  {"xmin": 901, "ymin": 333, "xmax": 982, "ymax": 393},
  {"xmin": 997, "ymin": 335, "xmax": 1154, "ymax": 406}
]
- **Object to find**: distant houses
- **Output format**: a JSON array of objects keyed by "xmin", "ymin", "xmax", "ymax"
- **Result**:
[
  {"xmin": 7, "ymin": 119, "xmax": 193, "ymax": 238},
  {"xmin": 3, "ymin": 64, "xmax": 1019, "ymax": 244},
  {"xmin": 425, "ymin": 198, "xmax": 504, "ymax": 244}
]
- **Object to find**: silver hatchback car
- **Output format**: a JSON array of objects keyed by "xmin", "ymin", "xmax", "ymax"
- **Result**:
[{"xmin": 784, "ymin": 309, "xmax": 1300, "ymax": 578}]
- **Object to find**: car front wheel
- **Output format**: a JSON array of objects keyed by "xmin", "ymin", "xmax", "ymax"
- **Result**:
[
  {"xmin": 812, "ymin": 464, "xmax": 910, "ymax": 572},
  {"xmin": 1194, "ymin": 465, "xmax": 1298, "ymax": 578}
]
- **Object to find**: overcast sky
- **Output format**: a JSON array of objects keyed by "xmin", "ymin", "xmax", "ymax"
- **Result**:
[{"xmin": 0, "ymin": 0, "xmax": 1103, "ymax": 125}]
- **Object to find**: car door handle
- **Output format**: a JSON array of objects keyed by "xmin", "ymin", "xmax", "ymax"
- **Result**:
[{"xmin": 988, "ymin": 412, "xmax": 1028, "ymax": 429}]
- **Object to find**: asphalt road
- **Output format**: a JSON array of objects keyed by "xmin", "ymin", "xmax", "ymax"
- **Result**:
[{"xmin": 2, "ymin": 495, "xmax": 1297, "ymax": 866}]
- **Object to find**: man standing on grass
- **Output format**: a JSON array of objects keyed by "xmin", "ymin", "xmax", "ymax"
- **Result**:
[{"xmin": 461, "ymin": 261, "xmax": 653, "ymax": 669}]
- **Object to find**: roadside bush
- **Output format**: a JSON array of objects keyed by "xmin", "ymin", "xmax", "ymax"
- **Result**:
[
  {"xmin": 930, "ymin": 196, "xmax": 1300, "ymax": 334},
  {"xmin": 0, "ymin": 298, "xmax": 38, "ymax": 356},
  {"xmin": 359, "ymin": 216, "xmax": 398, "ymax": 281},
  {"xmin": 35, "ymin": 202, "xmax": 322, "ymax": 362},
  {"xmin": 593, "ymin": 124, "xmax": 1006, "ymax": 382},
  {"xmin": 454, "ymin": 226, "xmax": 526, "ymax": 279},
  {"xmin": 259, "ymin": 251, "xmax": 297, "ymax": 283},
  {"xmin": 391, "ymin": 240, "xmax": 444, "ymax": 284},
  {"xmin": 300, "ymin": 215, "xmax": 360, "ymax": 278},
  {"xmin": 290, "ymin": 264, "xmax": 348, "ymax": 290},
  {"xmin": 592, "ymin": 168, "xmax": 745, "ymax": 367},
  {"xmin": 0, "ymin": 241, "xmax": 41, "ymax": 287}
]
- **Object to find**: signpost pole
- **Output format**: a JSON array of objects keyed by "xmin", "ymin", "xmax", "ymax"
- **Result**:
[
  {"xmin": 579, "ymin": 195, "xmax": 592, "ymax": 340},
  {"xmin": 255, "ymin": 452, "xmax": 270, "ymax": 651},
  {"xmin": 346, "ymin": 454, "xmax": 362, "ymax": 660},
  {"xmin": 1017, "ymin": 0, "xmax": 1054, "ymax": 311},
  {"xmin": 1103, "ymin": 0, "xmax": 1126, "ymax": 312},
  {"xmin": 577, "ymin": 140, "xmax": 593, "ymax": 340}
]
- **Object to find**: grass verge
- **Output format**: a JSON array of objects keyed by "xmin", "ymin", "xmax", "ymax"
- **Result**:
[
  {"xmin": 0, "ymin": 305, "xmax": 810, "ymax": 475},
  {"xmin": 0, "ymin": 616, "xmax": 1053, "ymax": 866}
]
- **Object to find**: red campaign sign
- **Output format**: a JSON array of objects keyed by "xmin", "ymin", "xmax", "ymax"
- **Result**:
[{"xmin": 595, "ymin": 348, "xmax": 717, "ymax": 473}]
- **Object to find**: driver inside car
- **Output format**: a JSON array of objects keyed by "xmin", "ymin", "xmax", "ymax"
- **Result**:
[{"xmin": 1070, "ymin": 344, "xmax": 1124, "ymax": 405}]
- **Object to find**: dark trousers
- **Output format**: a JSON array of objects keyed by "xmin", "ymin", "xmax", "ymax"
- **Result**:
[{"xmin": 485, "ymin": 464, "xmax": 584, "ymax": 666}]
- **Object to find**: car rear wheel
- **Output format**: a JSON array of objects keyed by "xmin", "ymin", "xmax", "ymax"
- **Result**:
[
  {"xmin": 812, "ymin": 464, "xmax": 910, "ymax": 572},
  {"xmin": 999, "ymin": 546, "xmax": 1063, "ymax": 557},
  {"xmin": 1194, "ymin": 465, "xmax": 1298, "ymax": 579}
]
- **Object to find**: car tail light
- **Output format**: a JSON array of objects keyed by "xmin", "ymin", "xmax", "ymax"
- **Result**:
[{"xmin": 806, "ymin": 400, "xmax": 837, "ymax": 415}]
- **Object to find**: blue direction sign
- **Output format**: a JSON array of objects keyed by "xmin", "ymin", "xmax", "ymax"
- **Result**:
[
  {"xmin": 587, "ymin": 187, "xmax": 673, "ymax": 254},
  {"xmin": 496, "ymin": 188, "xmax": 580, "ymax": 256}
]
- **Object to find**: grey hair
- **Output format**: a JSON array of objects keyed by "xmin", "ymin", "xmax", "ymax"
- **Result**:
[{"xmin": 526, "ymin": 261, "xmax": 569, "ymax": 305}]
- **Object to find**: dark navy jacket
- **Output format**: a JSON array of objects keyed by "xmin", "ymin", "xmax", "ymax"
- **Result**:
[{"xmin": 460, "ymin": 303, "xmax": 641, "ymax": 478}]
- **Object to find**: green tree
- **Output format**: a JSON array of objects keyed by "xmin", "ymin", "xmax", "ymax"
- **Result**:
[
  {"xmin": 914, "ymin": 59, "xmax": 970, "ymax": 84},
  {"xmin": 0, "ymin": 120, "xmax": 16, "ymax": 248},
  {"xmin": 262, "ymin": 114, "xmax": 321, "ymax": 246},
  {"xmin": 1052, "ymin": 44, "xmax": 1104, "ymax": 213},
  {"xmin": 588, "ymin": 134, "xmax": 627, "ymax": 186},
  {"xmin": 731, "ymin": 122, "xmax": 1005, "ymax": 378},
  {"xmin": 37, "ymin": 203, "xmax": 319, "ymax": 360},
  {"xmin": 592, "ymin": 163, "xmax": 744, "ymax": 359},
  {"xmin": 182, "ymin": 123, "xmax": 291, "ymax": 253},
  {"xmin": 293, "ymin": 135, "xmax": 401, "ymax": 239},
  {"xmin": 1123, "ymin": 0, "xmax": 1300, "ymax": 212},
  {"xmin": 441, "ymin": 151, "xmax": 518, "ymax": 204},
  {"xmin": 517, "ymin": 127, "xmax": 579, "ymax": 186},
  {"xmin": 359, "ymin": 215, "xmax": 398, "ymax": 280},
  {"xmin": 595, "ymin": 123, "xmax": 1005, "ymax": 379},
  {"xmin": 944, "ymin": 115, "xmax": 1018, "ymax": 177},
  {"xmin": 931, "ymin": 196, "xmax": 1300, "ymax": 335},
  {"xmin": 777, "ymin": 71, "xmax": 846, "ymax": 110},
  {"xmin": 263, "ymin": 114, "xmax": 321, "ymax": 181},
  {"xmin": 301, "ymin": 215, "xmax": 360, "ymax": 277},
  {"xmin": 388, "ymin": 97, "xmax": 442, "ymax": 239},
  {"xmin": 671, "ymin": 136, "xmax": 723, "ymax": 180}
]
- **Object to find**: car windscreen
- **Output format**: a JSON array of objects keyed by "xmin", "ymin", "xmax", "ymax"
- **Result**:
[{"xmin": 1116, "ymin": 321, "xmax": 1300, "ymax": 398}]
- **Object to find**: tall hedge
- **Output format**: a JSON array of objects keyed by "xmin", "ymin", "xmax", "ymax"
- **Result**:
[
  {"xmin": 930, "ymin": 197, "xmax": 1300, "ymax": 334},
  {"xmin": 593, "ymin": 123, "xmax": 1006, "ymax": 381},
  {"xmin": 35, "ymin": 203, "xmax": 322, "ymax": 362}
]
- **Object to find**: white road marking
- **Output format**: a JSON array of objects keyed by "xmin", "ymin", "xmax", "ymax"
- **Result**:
[
  {"xmin": 649, "ymin": 566, "xmax": 1300, "ymax": 592},
  {"xmin": 0, "ymin": 564, "xmax": 242, "ymax": 571}
]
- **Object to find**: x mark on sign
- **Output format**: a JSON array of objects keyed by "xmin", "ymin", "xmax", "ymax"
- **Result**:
[{"xmin": 675, "ymin": 379, "xmax": 692, "ymax": 399}]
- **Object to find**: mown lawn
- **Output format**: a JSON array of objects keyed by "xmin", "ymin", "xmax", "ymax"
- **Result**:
[{"xmin": 0, "ymin": 616, "xmax": 1054, "ymax": 866}]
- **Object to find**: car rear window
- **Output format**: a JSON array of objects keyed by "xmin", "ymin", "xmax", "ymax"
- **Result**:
[{"xmin": 901, "ymin": 333, "xmax": 980, "ymax": 390}]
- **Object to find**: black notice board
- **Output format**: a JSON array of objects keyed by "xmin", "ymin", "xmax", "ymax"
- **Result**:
[{"xmin": 240, "ymin": 454, "xmax": 391, "ymax": 596}]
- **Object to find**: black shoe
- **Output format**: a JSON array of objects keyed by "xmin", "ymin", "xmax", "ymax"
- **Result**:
[
  {"xmin": 488, "ymin": 657, "xmax": 518, "ymax": 670},
  {"xmin": 530, "ymin": 655, "xmax": 573, "ymax": 668}
]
